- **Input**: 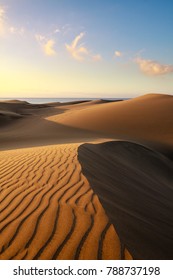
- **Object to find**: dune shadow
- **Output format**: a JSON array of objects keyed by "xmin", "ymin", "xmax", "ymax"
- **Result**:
[
  {"xmin": 78, "ymin": 140, "xmax": 173, "ymax": 259},
  {"xmin": 0, "ymin": 111, "xmax": 103, "ymax": 150}
]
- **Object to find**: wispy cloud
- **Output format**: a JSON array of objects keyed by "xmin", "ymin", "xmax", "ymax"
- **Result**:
[
  {"xmin": 114, "ymin": 50, "xmax": 123, "ymax": 57},
  {"xmin": 0, "ymin": 6, "xmax": 25, "ymax": 37},
  {"xmin": 54, "ymin": 28, "xmax": 60, "ymax": 34},
  {"xmin": 0, "ymin": 6, "xmax": 6, "ymax": 35},
  {"xmin": 35, "ymin": 34, "xmax": 46, "ymax": 42},
  {"xmin": 62, "ymin": 24, "xmax": 72, "ymax": 36},
  {"xmin": 65, "ymin": 32, "xmax": 101, "ymax": 62},
  {"xmin": 92, "ymin": 54, "xmax": 102, "ymax": 61},
  {"xmin": 9, "ymin": 26, "xmax": 25, "ymax": 36},
  {"xmin": 136, "ymin": 57, "xmax": 173, "ymax": 76},
  {"xmin": 35, "ymin": 34, "xmax": 56, "ymax": 56},
  {"xmin": 65, "ymin": 32, "xmax": 88, "ymax": 61}
]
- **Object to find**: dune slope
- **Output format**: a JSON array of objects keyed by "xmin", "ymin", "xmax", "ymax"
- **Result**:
[
  {"xmin": 0, "ymin": 143, "xmax": 132, "ymax": 260},
  {"xmin": 56, "ymin": 94, "xmax": 173, "ymax": 156},
  {"xmin": 78, "ymin": 141, "xmax": 173, "ymax": 260}
]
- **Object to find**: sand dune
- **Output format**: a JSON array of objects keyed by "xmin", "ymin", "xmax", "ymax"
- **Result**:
[
  {"xmin": 54, "ymin": 93, "xmax": 173, "ymax": 157},
  {"xmin": 0, "ymin": 98, "xmax": 120, "ymax": 150},
  {"xmin": 78, "ymin": 141, "xmax": 173, "ymax": 260},
  {"xmin": 0, "ymin": 93, "xmax": 173, "ymax": 260},
  {"xmin": 0, "ymin": 110, "xmax": 22, "ymax": 125},
  {"xmin": 0, "ymin": 100, "xmax": 102, "ymax": 150},
  {"xmin": 0, "ymin": 144, "xmax": 131, "ymax": 260}
]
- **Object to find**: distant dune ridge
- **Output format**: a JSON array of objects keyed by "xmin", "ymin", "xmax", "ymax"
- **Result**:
[
  {"xmin": 0, "ymin": 93, "xmax": 173, "ymax": 259},
  {"xmin": 55, "ymin": 93, "xmax": 173, "ymax": 158}
]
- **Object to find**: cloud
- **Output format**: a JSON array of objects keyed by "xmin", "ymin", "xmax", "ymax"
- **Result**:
[
  {"xmin": 136, "ymin": 57, "xmax": 173, "ymax": 76},
  {"xmin": 0, "ymin": 6, "xmax": 25, "ymax": 37},
  {"xmin": 114, "ymin": 50, "xmax": 123, "ymax": 57},
  {"xmin": 43, "ymin": 40, "xmax": 56, "ymax": 56},
  {"xmin": 62, "ymin": 24, "xmax": 72, "ymax": 36},
  {"xmin": 92, "ymin": 54, "xmax": 102, "ymax": 61},
  {"xmin": 54, "ymin": 28, "xmax": 60, "ymax": 34},
  {"xmin": 65, "ymin": 32, "xmax": 89, "ymax": 61},
  {"xmin": 35, "ymin": 34, "xmax": 56, "ymax": 56},
  {"xmin": 0, "ymin": 6, "xmax": 6, "ymax": 35},
  {"xmin": 35, "ymin": 34, "xmax": 45, "ymax": 42},
  {"xmin": 0, "ymin": 6, "xmax": 5, "ymax": 21},
  {"xmin": 9, "ymin": 26, "xmax": 25, "ymax": 36},
  {"xmin": 65, "ymin": 32, "xmax": 101, "ymax": 62}
]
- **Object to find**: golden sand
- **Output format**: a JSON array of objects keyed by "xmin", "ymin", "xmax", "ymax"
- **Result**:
[
  {"xmin": 1, "ymin": 94, "xmax": 173, "ymax": 260},
  {"xmin": 0, "ymin": 144, "xmax": 130, "ymax": 260}
]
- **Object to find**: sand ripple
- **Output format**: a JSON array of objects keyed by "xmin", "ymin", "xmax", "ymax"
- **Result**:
[{"xmin": 0, "ymin": 144, "xmax": 131, "ymax": 260}]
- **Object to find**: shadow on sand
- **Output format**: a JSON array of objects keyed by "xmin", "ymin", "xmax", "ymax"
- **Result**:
[{"xmin": 78, "ymin": 140, "xmax": 173, "ymax": 259}]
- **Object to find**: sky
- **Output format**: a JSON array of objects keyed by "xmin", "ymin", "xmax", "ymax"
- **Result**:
[{"xmin": 0, "ymin": 0, "xmax": 173, "ymax": 98}]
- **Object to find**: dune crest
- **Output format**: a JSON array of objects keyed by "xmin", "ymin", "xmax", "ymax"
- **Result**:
[{"xmin": 54, "ymin": 93, "xmax": 173, "ymax": 156}]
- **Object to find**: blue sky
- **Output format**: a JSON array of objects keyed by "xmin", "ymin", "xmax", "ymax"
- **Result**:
[{"xmin": 0, "ymin": 0, "xmax": 173, "ymax": 97}]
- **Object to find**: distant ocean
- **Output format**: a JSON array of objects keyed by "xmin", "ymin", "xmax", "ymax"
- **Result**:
[{"xmin": 0, "ymin": 97, "xmax": 129, "ymax": 104}]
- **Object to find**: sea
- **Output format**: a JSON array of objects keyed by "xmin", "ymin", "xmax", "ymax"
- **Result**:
[{"xmin": 0, "ymin": 97, "xmax": 129, "ymax": 104}]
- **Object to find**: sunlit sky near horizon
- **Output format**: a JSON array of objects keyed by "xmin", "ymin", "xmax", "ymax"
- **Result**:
[{"xmin": 0, "ymin": 0, "xmax": 173, "ymax": 98}]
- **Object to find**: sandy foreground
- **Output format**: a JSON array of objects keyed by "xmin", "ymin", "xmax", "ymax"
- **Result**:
[{"xmin": 0, "ymin": 94, "xmax": 173, "ymax": 260}]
